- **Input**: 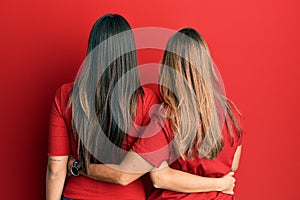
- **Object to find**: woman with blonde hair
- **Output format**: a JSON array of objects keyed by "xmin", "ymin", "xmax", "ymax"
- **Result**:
[{"xmin": 145, "ymin": 27, "xmax": 243, "ymax": 199}]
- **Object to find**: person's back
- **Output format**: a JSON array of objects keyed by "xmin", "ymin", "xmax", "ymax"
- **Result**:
[
  {"xmin": 46, "ymin": 14, "xmax": 160, "ymax": 200},
  {"xmin": 49, "ymin": 83, "xmax": 159, "ymax": 199},
  {"xmin": 147, "ymin": 108, "xmax": 242, "ymax": 200},
  {"xmin": 145, "ymin": 28, "xmax": 243, "ymax": 200}
]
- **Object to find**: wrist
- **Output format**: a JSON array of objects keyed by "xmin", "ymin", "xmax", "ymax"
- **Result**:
[
  {"xmin": 216, "ymin": 178, "xmax": 223, "ymax": 191},
  {"xmin": 70, "ymin": 161, "xmax": 81, "ymax": 176}
]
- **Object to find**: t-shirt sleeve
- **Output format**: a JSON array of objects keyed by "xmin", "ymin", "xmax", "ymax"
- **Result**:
[
  {"xmin": 48, "ymin": 86, "xmax": 70, "ymax": 156},
  {"xmin": 132, "ymin": 88, "xmax": 172, "ymax": 168},
  {"xmin": 132, "ymin": 115, "xmax": 172, "ymax": 168}
]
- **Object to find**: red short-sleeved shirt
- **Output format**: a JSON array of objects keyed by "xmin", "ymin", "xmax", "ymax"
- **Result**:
[
  {"xmin": 132, "ymin": 106, "xmax": 243, "ymax": 200},
  {"xmin": 48, "ymin": 83, "xmax": 160, "ymax": 200}
]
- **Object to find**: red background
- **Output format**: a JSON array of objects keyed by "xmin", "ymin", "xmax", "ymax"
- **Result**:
[{"xmin": 1, "ymin": 0, "xmax": 299, "ymax": 199}]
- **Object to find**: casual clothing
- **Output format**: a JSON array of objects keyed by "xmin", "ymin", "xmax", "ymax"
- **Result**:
[
  {"xmin": 62, "ymin": 197, "xmax": 72, "ymax": 200},
  {"xmin": 48, "ymin": 83, "xmax": 160, "ymax": 200},
  {"xmin": 132, "ymin": 107, "xmax": 243, "ymax": 200}
]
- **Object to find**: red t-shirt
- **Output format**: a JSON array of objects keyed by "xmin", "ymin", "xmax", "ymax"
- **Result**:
[
  {"xmin": 132, "ymin": 107, "xmax": 243, "ymax": 200},
  {"xmin": 48, "ymin": 83, "xmax": 160, "ymax": 200}
]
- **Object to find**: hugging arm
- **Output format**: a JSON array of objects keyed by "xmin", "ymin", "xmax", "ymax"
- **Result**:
[
  {"xmin": 150, "ymin": 162, "xmax": 235, "ymax": 194},
  {"xmin": 68, "ymin": 103, "xmax": 237, "ymax": 193},
  {"xmin": 68, "ymin": 150, "xmax": 235, "ymax": 194},
  {"xmin": 68, "ymin": 150, "xmax": 153, "ymax": 186}
]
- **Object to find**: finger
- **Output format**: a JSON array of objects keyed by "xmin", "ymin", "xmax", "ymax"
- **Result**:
[
  {"xmin": 77, "ymin": 162, "xmax": 82, "ymax": 168},
  {"xmin": 233, "ymin": 178, "xmax": 236, "ymax": 183}
]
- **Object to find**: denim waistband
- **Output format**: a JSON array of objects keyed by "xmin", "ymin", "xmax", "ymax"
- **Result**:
[{"xmin": 62, "ymin": 197, "xmax": 72, "ymax": 200}]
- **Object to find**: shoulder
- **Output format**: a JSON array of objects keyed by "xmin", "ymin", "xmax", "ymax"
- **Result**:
[
  {"xmin": 54, "ymin": 82, "xmax": 73, "ymax": 99},
  {"xmin": 134, "ymin": 87, "xmax": 162, "ymax": 126},
  {"xmin": 57, "ymin": 82, "xmax": 74, "ymax": 96},
  {"xmin": 53, "ymin": 82, "xmax": 74, "ymax": 111}
]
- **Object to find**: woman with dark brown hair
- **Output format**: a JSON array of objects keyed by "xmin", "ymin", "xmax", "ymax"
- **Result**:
[{"xmin": 46, "ymin": 14, "xmax": 158, "ymax": 200}]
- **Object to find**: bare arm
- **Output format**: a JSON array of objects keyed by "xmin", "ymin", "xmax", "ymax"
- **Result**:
[
  {"xmin": 150, "ymin": 162, "xmax": 235, "ymax": 194},
  {"xmin": 231, "ymin": 145, "xmax": 242, "ymax": 172},
  {"xmin": 69, "ymin": 151, "xmax": 235, "ymax": 194},
  {"xmin": 70, "ymin": 150, "xmax": 154, "ymax": 186},
  {"xmin": 46, "ymin": 156, "xmax": 68, "ymax": 200},
  {"xmin": 84, "ymin": 163, "xmax": 147, "ymax": 186}
]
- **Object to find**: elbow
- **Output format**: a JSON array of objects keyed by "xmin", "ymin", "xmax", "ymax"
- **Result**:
[
  {"xmin": 152, "ymin": 181, "xmax": 163, "ymax": 189},
  {"xmin": 47, "ymin": 164, "xmax": 66, "ymax": 179},
  {"xmin": 151, "ymin": 175, "xmax": 162, "ymax": 188},
  {"xmin": 117, "ymin": 178, "xmax": 130, "ymax": 186},
  {"xmin": 150, "ymin": 171, "xmax": 168, "ymax": 189},
  {"xmin": 116, "ymin": 174, "xmax": 134, "ymax": 186}
]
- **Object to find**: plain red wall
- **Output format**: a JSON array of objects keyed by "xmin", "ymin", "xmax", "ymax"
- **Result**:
[{"xmin": 1, "ymin": 0, "xmax": 299, "ymax": 199}]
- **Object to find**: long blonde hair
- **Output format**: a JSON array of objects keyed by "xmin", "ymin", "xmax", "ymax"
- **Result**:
[{"xmin": 160, "ymin": 28, "xmax": 242, "ymax": 160}]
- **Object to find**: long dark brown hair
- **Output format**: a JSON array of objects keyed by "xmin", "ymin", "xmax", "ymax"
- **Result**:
[
  {"xmin": 69, "ymin": 14, "xmax": 142, "ymax": 170},
  {"xmin": 160, "ymin": 28, "xmax": 242, "ymax": 160}
]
